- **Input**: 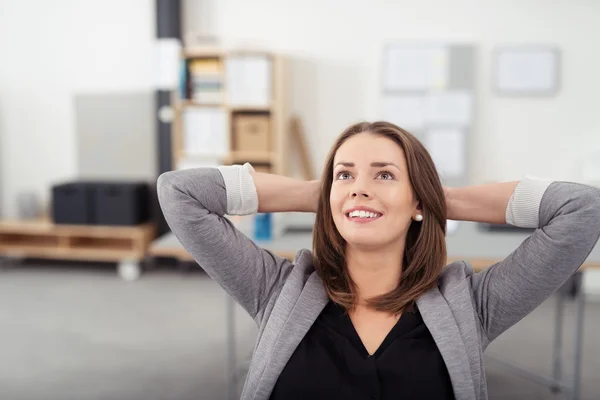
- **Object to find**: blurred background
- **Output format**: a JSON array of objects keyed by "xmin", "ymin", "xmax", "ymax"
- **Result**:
[{"xmin": 1, "ymin": 0, "xmax": 600, "ymax": 399}]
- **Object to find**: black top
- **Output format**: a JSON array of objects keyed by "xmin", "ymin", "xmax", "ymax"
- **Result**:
[{"xmin": 270, "ymin": 300, "xmax": 455, "ymax": 400}]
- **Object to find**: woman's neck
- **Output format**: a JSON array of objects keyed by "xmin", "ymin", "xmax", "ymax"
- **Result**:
[{"xmin": 345, "ymin": 243, "xmax": 405, "ymax": 304}]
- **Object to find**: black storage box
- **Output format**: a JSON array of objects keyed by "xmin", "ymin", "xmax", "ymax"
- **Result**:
[
  {"xmin": 52, "ymin": 182, "xmax": 96, "ymax": 225},
  {"xmin": 92, "ymin": 182, "xmax": 150, "ymax": 226}
]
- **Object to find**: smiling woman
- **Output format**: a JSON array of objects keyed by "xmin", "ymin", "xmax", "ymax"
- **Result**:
[
  {"xmin": 157, "ymin": 119, "xmax": 600, "ymax": 400},
  {"xmin": 314, "ymin": 122, "xmax": 447, "ymax": 315}
]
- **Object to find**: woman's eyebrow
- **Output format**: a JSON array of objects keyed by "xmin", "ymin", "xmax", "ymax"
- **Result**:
[
  {"xmin": 334, "ymin": 161, "xmax": 401, "ymax": 169},
  {"xmin": 371, "ymin": 162, "xmax": 401, "ymax": 170}
]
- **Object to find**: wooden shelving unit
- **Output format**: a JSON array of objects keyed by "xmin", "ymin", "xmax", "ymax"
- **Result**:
[
  {"xmin": 171, "ymin": 47, "xmax": 290, "ymax": 176},
  {"xmin": 149, "ymin": 47, "xmax": 319, "ymax": 267}
]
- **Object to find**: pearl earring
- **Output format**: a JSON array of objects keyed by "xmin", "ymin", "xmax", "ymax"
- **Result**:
[{"xmin": 415, "ymin": 214, "xmax": 423, "ymax": 222}]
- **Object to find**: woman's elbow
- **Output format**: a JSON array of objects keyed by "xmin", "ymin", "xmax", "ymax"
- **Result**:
[{"xmin": 157, "ymin": 171, "xmax": 180, "ymax": 211}]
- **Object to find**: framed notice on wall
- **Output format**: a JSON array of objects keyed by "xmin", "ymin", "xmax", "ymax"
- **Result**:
[
  {"xmin": 380, "ymin": 42, "xmax": 475, "ymax": 189},
  {"xmin": 493, "ymin": 46, "xmax": 560, "ymax": 96}
]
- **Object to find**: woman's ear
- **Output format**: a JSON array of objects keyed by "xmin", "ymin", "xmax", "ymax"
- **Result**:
[{"xmin": 414, "ymin": 198, "xmax": 422, "ymax": 213}]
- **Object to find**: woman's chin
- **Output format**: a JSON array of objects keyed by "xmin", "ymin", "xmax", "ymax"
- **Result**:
[{"xmin": 342, "ymin": 234, "xmax": 388, "ymax": 250}]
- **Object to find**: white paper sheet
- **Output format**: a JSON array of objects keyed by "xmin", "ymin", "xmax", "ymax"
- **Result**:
[
  {"xmin": 182, "ymin": 107, "xmax": 229, "ymax": 157},
  {"xmin": 226, "ymin": 55, "xmax": 272, "ymax": 107},
  {"xmin": 425, "ymin": 91, "xmax": 472, "ymax": 126},
  {"xmin": 154, "ymin": 38, "xmax": 182, "ymax": 90},
  {"xmin": 382, "ymin": 95, "xmax": 426, "ymax": 130},
  {"xmin": 496, "ymin": 48, "xmax": 558, "ymax": 93},
  {"xmin": 425, "ymin": 128, "xmax": 465, "ymax": 177},
  {"xmin": 384, "ymin": 46, "xmax": 449, "ymax": 90}
]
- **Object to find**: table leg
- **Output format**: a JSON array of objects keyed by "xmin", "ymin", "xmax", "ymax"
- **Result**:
[
  {"xmin": 227, "ymin": 294, "xmax": 237, "ymax": 400},
  {"xmin": 571, "ymin": 272, "xmax": 586, "ymax": 400},
  {"xmin": 551, "ymin": 287, "xmax": 565, "ymax": 393}
]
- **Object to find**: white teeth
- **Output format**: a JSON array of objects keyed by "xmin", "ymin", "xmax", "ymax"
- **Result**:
[{"xmin": 348, "ymin": 210, "xmax": 380, "ymax": 218}]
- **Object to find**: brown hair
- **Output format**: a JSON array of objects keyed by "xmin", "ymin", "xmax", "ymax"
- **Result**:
[{"xmin": 312, "ymin": 121, "xmax": 447, "ymax": 315}]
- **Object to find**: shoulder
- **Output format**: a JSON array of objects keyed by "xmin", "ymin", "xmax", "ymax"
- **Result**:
[
  {"xmin": 436, "ymin": 260, "xmax": 475, "ymax": 293},
  {"xmin": 287, "ymin": 248, "xmax": 317, "ymax": 281},
  {"xmin": 292, "ymin": 248, "xmax": 314, "ymax": 267}
]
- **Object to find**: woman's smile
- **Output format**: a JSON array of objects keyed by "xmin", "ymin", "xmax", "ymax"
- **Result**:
[{"xmin": 344, "ymin": 206, "xmax": 383, "ymax": 224}]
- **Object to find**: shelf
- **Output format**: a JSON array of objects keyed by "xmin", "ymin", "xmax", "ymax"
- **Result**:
[
  {"xmin": 177, "ymin": 102, "xmax": 271, "ymax": 112},
  {"xmin": 224, "ymin": 151, "xmax": 274, "ymax": 164},
  {"xmin": 180, "ymin": 100, "xmax": 225, "ymax": 108},
  {"xmin": 178, "ymin": 151, "xmax": 228, "ymax": 160},
  {"xmin": 178, "ymin": 151, "xmax": 273, "ymax": 165},
  {"xmin": 183, "ymin": 47, "xmax": 224, "ymax": 59},
  {"xmin": 230, "ymin": 106, "xmax": 272, "ymax": 113},
  {"xmin": 171, "ymin": 50, "xmax": 289, "ymax": 176}
]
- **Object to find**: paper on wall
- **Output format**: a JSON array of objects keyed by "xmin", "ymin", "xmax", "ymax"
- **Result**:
[
  {"xmin": 382, "ymin": 91, "xmax": 472, "ymax": 129},
  {"xmin": 154, "ymin": 38, "xmax": 182, "ymax": 90},
  {"xmin": 425, "ymin": 91, "xmax": 472, "ymax": 126},
  {"xmin": 382, "ymin": 94, "xmax": 426, "ymax": 130},
  {"xmin": 384, "ymin": 46, "xmax": 449, "ymax": 90},
  {"xmin": 496, "ymin": 48, "xmax": 558, "ymax": 93},
  {"xmin": 425, "ymin": 128, "xmax": 465, "ymax": 177}
]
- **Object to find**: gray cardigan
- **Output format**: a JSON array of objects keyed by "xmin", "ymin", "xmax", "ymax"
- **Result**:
[{"xmin": 157, "ymin": 165, "xmax": 600, "ymax": 400}]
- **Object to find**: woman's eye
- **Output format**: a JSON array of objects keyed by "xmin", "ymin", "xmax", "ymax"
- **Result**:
[
  {"xmin": 378, "ymin": 171, "xmax": 394, "ymax": 180},
  {"xmin": 336, "ymin": 171, "xmax": 352, "ymax": 180}
]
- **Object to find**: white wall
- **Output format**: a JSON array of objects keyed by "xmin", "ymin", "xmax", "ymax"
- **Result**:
[
  {"xmin": 183, "ymin": 0, "xmax": 600, "ymax": 292},
  {"xmin": 0, "ymin": 0, "xmax": 155, "ymax": 218},
  {"xmin": 2, "ymin": 0, "xmax": 598, "ymax": 214},
  {"xmin": 183, "ymin": 0, "xmax": 600, "ymax": 184}
]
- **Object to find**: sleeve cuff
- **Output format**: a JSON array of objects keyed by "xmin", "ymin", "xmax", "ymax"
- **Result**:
[
  {"xmin": 505, "ymin": 175, "xmax": 554, "ymax": 228},
  {"xmin": 217, "ymin": 163, "xmax": 259, "ymax": 215}
]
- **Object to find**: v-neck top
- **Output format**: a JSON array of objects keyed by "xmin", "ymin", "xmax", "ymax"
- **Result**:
[{"xmin": 269, "ymin": 300, "xmax": 455, "ymax": 400}]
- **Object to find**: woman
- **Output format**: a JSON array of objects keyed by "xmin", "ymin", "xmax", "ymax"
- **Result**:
[{"xmin": 157, "ymin": 121, "xmax": 600, "ymax": 400}]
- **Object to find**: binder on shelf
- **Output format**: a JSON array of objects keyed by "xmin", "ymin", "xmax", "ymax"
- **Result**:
[{"xmin": 188, "ymin": 58, "xmax": 224, "ymax": 104}]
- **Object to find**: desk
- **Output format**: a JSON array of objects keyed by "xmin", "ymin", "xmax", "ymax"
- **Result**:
[{"xmin": 149, "ymin": 221, "xmax": 600, "ymax": 400}]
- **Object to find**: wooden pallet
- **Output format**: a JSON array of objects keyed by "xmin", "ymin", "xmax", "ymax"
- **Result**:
[
  {"xmin": 0, "ymin": 219, "xmax": 156, "ymax": 277},
  {"xmin": 148, "ymin": 231, "xmax": 297, "ymax": 265}
]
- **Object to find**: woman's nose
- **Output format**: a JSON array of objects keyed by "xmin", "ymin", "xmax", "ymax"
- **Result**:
[{"xmin": 351, "ymin": 190, "xmax": 369, "ymax": 198}]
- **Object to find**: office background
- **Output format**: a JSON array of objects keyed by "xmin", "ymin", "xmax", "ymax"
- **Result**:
[{"xmin": 1, "ymin": 1, "xmax": 600, "ymax": 399}]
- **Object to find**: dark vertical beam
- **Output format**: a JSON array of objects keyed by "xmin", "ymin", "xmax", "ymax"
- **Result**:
[{"xmin": 155, "ymin": 0, "xmax": 181, "ymax": 236}]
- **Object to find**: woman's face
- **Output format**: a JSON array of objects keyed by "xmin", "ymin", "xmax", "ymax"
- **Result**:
[{"xmin": 330, "ymin": 132, "xmax": 419, "ymax": 249}]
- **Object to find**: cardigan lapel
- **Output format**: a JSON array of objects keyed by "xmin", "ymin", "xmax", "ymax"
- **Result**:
[
  {"xmin": 250, "ymin": 271, "xmax": 329, "ymax": 399},
  {"xmin": 242, "ymin": 259, "xmax": 478, "ymax": 400},
  {"xmin": 417, "ymin": 287, "xmax": 477, "ymax": 400}
]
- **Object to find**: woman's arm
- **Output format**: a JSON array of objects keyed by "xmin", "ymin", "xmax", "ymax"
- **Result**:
[
  {"xmin": 250, "ymin": 170, "xmax": 320, "ymax": 213},
  {"xmin": 157, "ymin": 164, "xmax": 318, "ymax": 323},
  {"xmin": 444, "ymin": 181, "xmax": 519, "ymax": 224},
  {"xmin": 449, "ymin": 177, "xmax": 600, "ymax": 346}
]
